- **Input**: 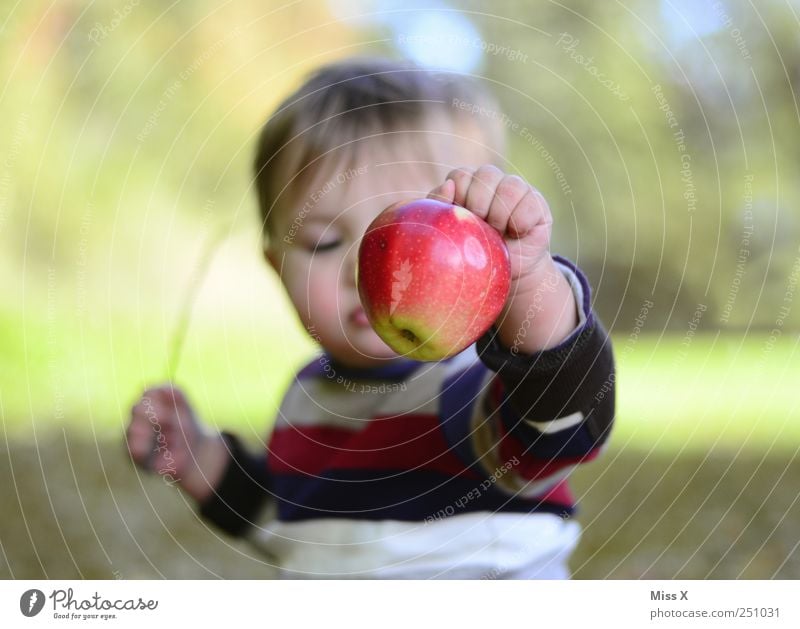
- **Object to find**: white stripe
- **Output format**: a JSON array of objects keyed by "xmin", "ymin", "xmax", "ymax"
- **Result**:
[
  {"xmin": 524, "ymin": 411, "xmax": 584, "ymax": 434},
  {"xmin": 244, "ymin": 511, "xmax": 580, "ymax": 579},
  {"xmin": 466, "ymin": 381, "xmax": 579, "ymax": 497},
  {"xmin": 511, "ymin": 464, "xmax": 577, "ymax": 498},
  {"xmin": 277, "ymin": 379, "xmax": 381, "ymax": 430},
  {"xmin": 440, "ymin": 344, "xmax": 480, "ymax": 380},
  {"xmin": 276, "ymin": 350, "xmax": 480, "ymax": 429},
  {"xmin": 553, "ymin": 259, "xmax": 587, "ymax": 327}
]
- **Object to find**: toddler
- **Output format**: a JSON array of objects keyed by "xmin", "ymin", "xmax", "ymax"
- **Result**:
[{"xmin": 127, "ymin": 57, "xmax": 615, "ymax": 579}]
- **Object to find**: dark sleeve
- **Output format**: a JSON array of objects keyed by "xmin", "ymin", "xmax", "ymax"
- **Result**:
[
  {"xmin": 475, "ymin": 256, "xmax": 615, "ymax": 459},
  {"xmin": 197, "ymin": 432, "xmax": 272, "ymax": 537}
]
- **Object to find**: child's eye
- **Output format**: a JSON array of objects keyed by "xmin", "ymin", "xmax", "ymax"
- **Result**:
[{"xmin": 312, "ymin": 239, "xmax": 342, "ymax": 253}]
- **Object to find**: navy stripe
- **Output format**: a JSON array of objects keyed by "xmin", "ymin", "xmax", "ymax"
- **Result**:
[
  {"xmin": 439, "ymin": 361, "xmax": 487, "ymax": 474},
  {"xmin": 271, "ymin": 469, "xmax": 573, "ymax": 522},
  {"xmin": 297, "ymin": 354, "xmax": 423, "ymax": 382}
]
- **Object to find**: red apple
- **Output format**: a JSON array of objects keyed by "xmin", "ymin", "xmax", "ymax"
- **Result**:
[{"xmin": 357, "ymin": 198, "xmax": 511, "ymax": 361}]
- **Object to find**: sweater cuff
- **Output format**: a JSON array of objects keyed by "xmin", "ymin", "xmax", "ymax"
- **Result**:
[{"xmin": 197, "ymin": 432, "xmax": 270, "ymax": 537}]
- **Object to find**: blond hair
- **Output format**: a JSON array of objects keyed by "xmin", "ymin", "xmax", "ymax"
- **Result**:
[{"xmin": 253, "ymin": 57, "xmax": 504, "ymax": 237}]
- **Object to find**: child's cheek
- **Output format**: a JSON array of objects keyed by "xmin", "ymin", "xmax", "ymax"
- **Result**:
[{"xmin": 306, "ymin": 258, "xmax": 345, "ymax": 319}]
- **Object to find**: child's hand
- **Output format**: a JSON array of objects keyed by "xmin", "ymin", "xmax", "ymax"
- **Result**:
[
  {"xmin": 428, "ymin": 165, "xmax": 578, "ymax": 352},
  {"xmin": 427, "ymin": 165, "xmax": 552, "ymax": 283},
  {"xmin": 126, "ymin": 385, "xmax": 228, "ymax": 502}
]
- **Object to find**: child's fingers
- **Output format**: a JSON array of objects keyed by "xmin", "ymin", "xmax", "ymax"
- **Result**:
[
  {"xmin": 126, "ymin": 412, "xmax": 156, "ymax": 467},
  {"xmin": 128, "ymin": 387, "xmax": 179, "ymax": 460},
  {"xmin": 508, "ymin": 188, "xmax": 552, "ymax": 240},
  {"xmin": 504, "ymin": 188, "xmax": 547, "ymax": 239},
  {"xmin": 444, "ymin": 167, "xmax": 474, "ymax": 207},
  {"xmin": 163, "ymin": 384, "xmax": 187, "ymax": 408},
  {"xmin": 161, "ymin": 411, "xmax": 193, "ymax": 451},
  {"xmin": 505, "ymin": 197, "xmax": 537, "ymax": 239},
  {"xmin": 127, "ymin": 384, "xmax": 199, "ymax": 474},
  {"xmin": 144, "ymin": 384, "xmax": 178, "ymax": 407},
  {"xmin": 426, "ymin": 178, "xmax": 456, "ymax": 203},
  {"xmin": 486, "ymin": 175, "xmax": 528, "ymax": 235},
  {"xmin": 141, "ymin": 385, "xmax": 190, "ymax": 423},
  {"xmin": 156, "ymin": 385, "xmax": 194, "ymax": 420},
  {"xmin": 464, "ymin": 165, "xmax": 505, "ymax": 222}
]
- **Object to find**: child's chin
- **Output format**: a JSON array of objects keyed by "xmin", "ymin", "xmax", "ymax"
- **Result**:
[
  {"xmin": 356, "ymin": 343, "xmax": 399, "ymax": 362},
  {"xmin": 346, "ymin": 329, "xmax": 394, "ymax": 354},
  {"xmin": 342, "ymin": 337, "xmax": 400, "ymax": 364}
]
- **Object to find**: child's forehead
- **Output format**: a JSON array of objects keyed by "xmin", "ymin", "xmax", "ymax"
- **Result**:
[
  {"xmin": 272, "ymin": 122, "xmax": 495, "ymax": 229},
  {"xmin": 290, "ymin": 144, "xmax": 442, "ymax": 214}
]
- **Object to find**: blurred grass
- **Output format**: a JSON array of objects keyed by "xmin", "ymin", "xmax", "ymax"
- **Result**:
[
  {"xmin": 0, "ymin": 306, "xmax": 313, "ymax": 441},
  {"xmin": 613, "ymin": 331, "xmax": 800, "ymax": 452},
  {"xmin": 0, "ymin": 434, "xmax": 796, "ymax": 579},
  {"xmin": 3, "ymin": 306, "xmax": 798, "ymax": 452},
  {"xmin": 569, "ymin": 445, "xmax": 800, "ymax": 578}
]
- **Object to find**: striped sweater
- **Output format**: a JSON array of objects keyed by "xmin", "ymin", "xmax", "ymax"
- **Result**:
[{"xmin": 199, "ymin": 257, "xmax": 615, "ymax": 578}]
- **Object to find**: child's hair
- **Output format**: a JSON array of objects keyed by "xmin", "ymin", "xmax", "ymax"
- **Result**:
[{"xmin": 253, "ymin": 57, "xmax": 504, "ymax": 238}]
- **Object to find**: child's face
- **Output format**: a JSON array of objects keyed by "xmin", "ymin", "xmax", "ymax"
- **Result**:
[{"xmin": 267, "ymin": 141, "xmax": 452, "ymax": 368}]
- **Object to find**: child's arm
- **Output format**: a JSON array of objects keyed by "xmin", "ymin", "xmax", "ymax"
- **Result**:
[
  {"xmin": 127, "ymin": 386, "xmax": 272, "ymax": 538},
  {"xmin": 429, "ymin": 167, "xmax": 614, "ymax": 489}
]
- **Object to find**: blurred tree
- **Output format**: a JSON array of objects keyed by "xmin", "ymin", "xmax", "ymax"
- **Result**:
[{"xmin": 1, "ymin": 0, "xmax": 797, "ymax": 334}]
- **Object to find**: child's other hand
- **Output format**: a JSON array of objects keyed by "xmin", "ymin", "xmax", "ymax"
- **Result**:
[
  {"xmin": 126, "ymin": 385, "xmax": 227, "ymax": 502},
  {"xmin": 428, "ymin": 165, "xmax": 552, "ymax": 283}
]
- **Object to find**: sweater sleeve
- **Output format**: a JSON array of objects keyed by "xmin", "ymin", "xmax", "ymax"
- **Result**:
[
  {"xmin": 477, "ymin": 255, "xmax": 615, "ymax": 450},
  {"xmin": 197, "ymin": 432, "xmax": 273, "ymax": 537},
  {"xmin": 439, "ymin": 256, "xmax": 615, "ymax": 497}
]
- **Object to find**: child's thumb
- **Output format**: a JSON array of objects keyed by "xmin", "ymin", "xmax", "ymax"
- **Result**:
[
  {"xmin": 427, "ymin": 179, "xmax": 456, "ymax": 204},
  {"xmin": 125, "ymin": 418, "xmax": 156, "ymax": 467}
]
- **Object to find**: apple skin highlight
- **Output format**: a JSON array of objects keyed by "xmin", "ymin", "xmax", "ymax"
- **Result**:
[{"xmin": 357, "ymin": 198, "xmax": 511, "ymax": 362}]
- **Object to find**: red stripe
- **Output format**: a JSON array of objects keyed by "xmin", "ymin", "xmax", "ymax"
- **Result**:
[
  {"xmin": 491, "ymin": 377, "xmax": 504, "ymax": 405},
  {"xmin": 497, "ymin": 420, "xmax": 601, "ymax": 480},
  {"xmin": 267, "ymin": 414, "xmax": 476, "ymax": 478}
]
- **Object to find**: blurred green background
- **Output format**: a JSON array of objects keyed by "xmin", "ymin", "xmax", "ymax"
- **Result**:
[{"xmin": 1, "ymin": 0, "xmax": 798, "ymax": 578}]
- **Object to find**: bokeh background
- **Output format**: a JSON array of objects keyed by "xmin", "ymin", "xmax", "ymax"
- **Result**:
[{"xmin": 1, "ymin": 0, "xmax": 798, "ymax": 578}]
